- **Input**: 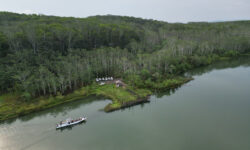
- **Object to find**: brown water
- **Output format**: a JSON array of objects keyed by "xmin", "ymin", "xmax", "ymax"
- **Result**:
[{"xmin": 0, "ymin": 57, "xmax": 250, "ymax": 150}]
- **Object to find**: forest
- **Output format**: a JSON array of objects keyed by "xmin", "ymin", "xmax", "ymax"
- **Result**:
[{"xmin": 0, "ymin": 11, "xmax": 250, "ymax": 100}]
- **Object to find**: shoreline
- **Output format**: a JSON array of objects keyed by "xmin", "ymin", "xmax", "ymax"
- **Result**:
[
  {"xmin": 0, "ymin": 77, "xmax": 191, "ymax": 122},
  {"xmin": 1, "ymin": 55, "xmax": 248, "ymax": 122}
]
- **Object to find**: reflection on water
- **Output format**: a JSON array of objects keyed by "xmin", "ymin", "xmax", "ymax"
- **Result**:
[
  {"xmin": 186, "ymin": 56, "xmax": 250, "ymax": 76},
  {"xmin": 154, "ymin": 86, "xmax": 182, "ymax": 98},
  {"xmin": 0, "ymin": 56, "xmax": 250, "ymax": 150}
]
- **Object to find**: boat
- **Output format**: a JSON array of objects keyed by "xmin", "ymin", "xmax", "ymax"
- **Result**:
[{"xmin": 56, "ymin": 117, "xmax": 87, "ymax": 129}]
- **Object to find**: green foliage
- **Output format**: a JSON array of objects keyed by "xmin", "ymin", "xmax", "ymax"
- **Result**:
[
  {"xmin": 0, "ymin": 12, "xmax": 250, "ymax": 98},
  {"xmin": 0, "ymin": 32, "xmax": 9, "ymax": 57},
  {"xmin": 124, "ymin": 74, "xmax": 144, "ymax": 87},
  {"xmin": 21, "ymin": 92, "xmax": 31, "ymax": 101},
  {"xmin": 140, "ymin": 69, "xmax": 151, "ymax": 80},
  {"xmin": 1, "ymin": 12, "xmax": 250, "ymax": 120},
  {"xmin": 224, "ymin": 50, "xmax": 240, "ymax": 57},
  {"xmin": 94, "ymin": 84, "xmax": 136, "ymax": 102}
]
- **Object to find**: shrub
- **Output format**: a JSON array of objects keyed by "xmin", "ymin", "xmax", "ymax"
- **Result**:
[{"xmin": 21, "ymin": 92, "xmax": 31, "ymax": 101}]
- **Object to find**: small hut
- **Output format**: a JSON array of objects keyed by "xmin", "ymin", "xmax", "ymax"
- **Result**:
[{"xmin": 115, "ymin": 80, "xmax": 123, "ymax": 87}]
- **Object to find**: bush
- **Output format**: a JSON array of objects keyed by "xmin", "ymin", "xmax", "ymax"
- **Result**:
[
  {"xmin": 224, "ymin": 50, "xmax": 240, "ymax": 57},
  {"xmin": 21, "ymin": 92, "xmax": 31, "ymax": 101},
  {"xmin": 140, "ymin": 69, "xmax": 151, "ymax": 80}
]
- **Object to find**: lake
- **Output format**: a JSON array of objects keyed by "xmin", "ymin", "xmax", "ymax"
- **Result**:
[{"xmin": 1, "ymin": 57, "xmax": 250, "ymax": 150}]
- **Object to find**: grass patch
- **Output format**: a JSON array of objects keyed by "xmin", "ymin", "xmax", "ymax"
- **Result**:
[
  {"xmin": 95, "ymin": 84, "xmax": 136, "ymax": 102},
  {"xmin": 92, "ymin": 84, "xmax": 151, "ymax": 111},
  {"xmin": 0, "ymin": 93, "xmax": 20, "ymax": 103},
  {"xmin": 0, "ymin": 83, "xmax": 152, "ymax": 121}
]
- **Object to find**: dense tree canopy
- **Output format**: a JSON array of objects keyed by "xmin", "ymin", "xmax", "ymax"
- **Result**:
[{"xmin": 0, "ymin": 12, "xmax": 250, "ymax": 99}]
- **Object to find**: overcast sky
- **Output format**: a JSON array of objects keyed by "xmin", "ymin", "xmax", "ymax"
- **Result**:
[{"xmin": 0, "ymin": 0, "xmax": 250, "ymax": 23}]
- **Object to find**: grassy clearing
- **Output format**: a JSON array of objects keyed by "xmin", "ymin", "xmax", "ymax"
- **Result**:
[
  {"xmin": 0, "ymin": 83, "xmax": 151, "ymax": 121},
  {"xmin": 91, "ymin": 84, "xmax": 151, "ymax": 112},
  {"xmin": 95, "ymin": 84, "xmax": 137, "ymax": 102},
  {"xmin": 0, "ymin": 93, "xmax": 20, "ymax": 103}
]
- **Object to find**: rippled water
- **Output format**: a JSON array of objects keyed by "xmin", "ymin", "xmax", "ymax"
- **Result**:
[{"xmin": 1, "ymin": 57, "xmax": 250, "ymax": 150}]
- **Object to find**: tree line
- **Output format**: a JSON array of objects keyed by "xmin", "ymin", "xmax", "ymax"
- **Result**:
[{"xmin": 0, "ymin": 12, "xmax": 250, "ymax": 100}]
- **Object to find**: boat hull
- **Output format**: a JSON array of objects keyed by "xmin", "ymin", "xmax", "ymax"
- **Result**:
[{"xmin": 56, "ymin": 117, "xmax": 87, "ymax": 129}]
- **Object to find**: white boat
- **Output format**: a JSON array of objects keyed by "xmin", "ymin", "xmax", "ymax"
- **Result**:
[{"xmin": 56, "ymin": 117, "xmax": 87, "ymax": 129}]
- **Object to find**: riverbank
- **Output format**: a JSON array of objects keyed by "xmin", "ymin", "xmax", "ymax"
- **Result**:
[
  {"xmin": 0, "ymin": 77, "xmax": 194, "ymax": 121},
  {"xmin": 1, "ymin": 55, "xmax": 247, "ymax": 121}
]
